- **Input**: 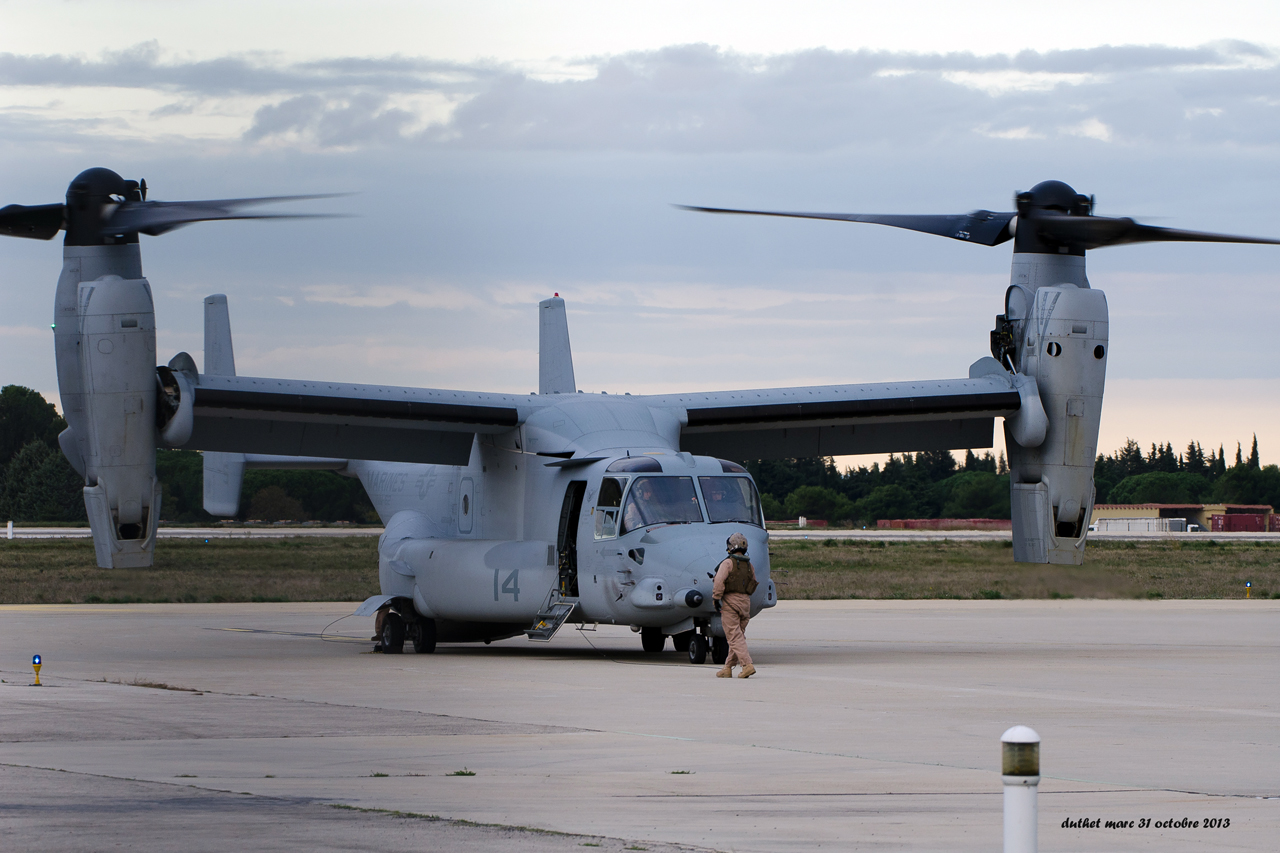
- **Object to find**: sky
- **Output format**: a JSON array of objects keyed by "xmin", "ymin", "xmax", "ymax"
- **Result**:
[{"xmin": 2, "ymin": 1, "xmax": 1279, "ymax": 468}]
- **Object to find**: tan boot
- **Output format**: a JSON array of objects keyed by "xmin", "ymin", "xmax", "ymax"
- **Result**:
[
  {"xmin": 716, "ymin": 665, "xmax": 734, "ymax": 678},
  {"xmin": 737, "ymin": 664, "xmax": 756, "ymax": 679}
]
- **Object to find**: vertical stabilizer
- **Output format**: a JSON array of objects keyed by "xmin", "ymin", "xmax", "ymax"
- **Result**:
[
  {"xmin": 204, "ymin": 294, "xmax": 236, "ymax": 376},
  {"xmin": 538, "ymin": 296, "xmax": 576, "ymax": 395},
  {"xmin": 201, "ymin": 293, "xmax": 245, "ymax": 516}
]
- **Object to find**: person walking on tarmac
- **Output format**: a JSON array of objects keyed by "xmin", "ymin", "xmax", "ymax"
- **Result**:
[{"xmin": 713, "ymin": 532, "xmax": 759, "ymax": 678}]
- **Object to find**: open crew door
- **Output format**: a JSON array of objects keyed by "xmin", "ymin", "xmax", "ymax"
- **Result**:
[{"xmin": 557, "ymin": 481, "xmax": 587, "ymax": 597}]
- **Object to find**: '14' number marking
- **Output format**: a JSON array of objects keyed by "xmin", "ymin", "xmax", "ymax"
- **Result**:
[{"xmin": 493, "ymin": 569, "xmax": 520, "ymax": 602}]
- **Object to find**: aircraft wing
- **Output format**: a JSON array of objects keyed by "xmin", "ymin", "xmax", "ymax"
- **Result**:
[
  {"xmin": 183, "ymin": 374, "xmax": 526, "ymax": 465},
  {"xmin": 642, "ymin": 372, "xmax": 1024, "ymax": 460}
]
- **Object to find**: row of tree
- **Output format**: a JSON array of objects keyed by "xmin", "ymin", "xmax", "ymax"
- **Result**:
[
  {"xmin": 748, "ymin": 449, "xmax": 1009, "ymax": 524},
  {"xmin": 4, "ymin": 384, "xmax": 1278, "ymax": 525},
  {"xmin": 750, "ymin": 436, "xmax": 1280, "ymax": 523}
]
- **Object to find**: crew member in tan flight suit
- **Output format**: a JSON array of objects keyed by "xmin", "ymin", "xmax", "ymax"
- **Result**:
[{"xmin": 712, "ymin": 532, "xmax": 758, "ymax": 678}]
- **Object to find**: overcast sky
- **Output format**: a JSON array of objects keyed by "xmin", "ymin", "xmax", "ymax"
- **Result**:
[{"xmin": 3, "ymin": 1, "xmax": 1279, "ymax": 466}]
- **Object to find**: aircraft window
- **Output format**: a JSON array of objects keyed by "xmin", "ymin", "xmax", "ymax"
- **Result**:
[
  {"xmin": 699, "ymin": 477, "xmax": 763, "ymax": 526},
  {"xmin": 598, "ymin": 477, "xmax": 626, "ymax": 508},
  {"xmin": 594, "ymin": 476, "xmax": 627, "ymax": 539},
  {"xmin": 606, "ymin": 456, "xmax": 662, "ymax": 473},
  {"xmin": 717, "ymin": 459, "xmax": 747, "ymax": 474},
  {"xmin": 621, "ymin": 477, "xmax": 702, "ymax": 533}
]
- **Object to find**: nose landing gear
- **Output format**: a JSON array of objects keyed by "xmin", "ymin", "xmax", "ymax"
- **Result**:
[
  {"xmin": 687, "ymin": 634, "xmax": 708, "ymax": 664},
  {"xmin": 711, "ymin": 636, "xmax": 728, "ymax": 665},
  {"xmin": 640, "ymin": 626, "xmax": 666, "ymax": 653}
]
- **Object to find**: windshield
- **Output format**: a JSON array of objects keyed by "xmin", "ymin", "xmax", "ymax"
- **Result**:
[
  {"xmin": 621, "ymin": 477, "xmax": 703, "ymax": 533},
  {"xmin": 699, "ymin": 476, "xmax": 763, "ymax": 526}
]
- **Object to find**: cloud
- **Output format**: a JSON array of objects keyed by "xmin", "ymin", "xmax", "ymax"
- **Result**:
[
  {"xmin": 245, "ymin": 93, "xmax": 418, "ymax": 146},
  {"xmin": 2, "ymin": 40, "xmax": 1278, "ymax": 152},
  {"xmin": 1063, "ymin": 117, "xmax": 1113, "ymax": 142},
  {"xmin": 0, "ymin": 41, "xmax": 494, "ymax": 96}
]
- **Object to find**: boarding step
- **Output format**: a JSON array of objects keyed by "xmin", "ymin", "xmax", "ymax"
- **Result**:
[{"xmin": 525, "ymin": 595, "xmax": 579, "ymax": 642}]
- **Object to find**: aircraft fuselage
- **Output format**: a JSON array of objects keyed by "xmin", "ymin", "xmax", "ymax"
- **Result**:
[{"xmin": 353, "ymin": 393, "xmax": 775, "ymax": 643}]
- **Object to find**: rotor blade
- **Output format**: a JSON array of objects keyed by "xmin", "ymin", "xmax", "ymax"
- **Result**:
[
  {"xmin": 0, "ymin": 203, "xmax": 65, "ymax": 240},
  {"xmin": 676, "ymin": 205, "xmax": 1016, "ymax": 246},
  {"xmin": 102, "ymin": 194, "xmax": 346, "ymax": 237},
  {"xmin": 1032, "ymin": 213, "xmax": 1280, "ymax": 250}
]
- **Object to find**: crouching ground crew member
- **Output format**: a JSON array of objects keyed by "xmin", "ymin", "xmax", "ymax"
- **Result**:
[{"xmin": 713, "ymin": 532, "xmax": 759, "ymax": 678}]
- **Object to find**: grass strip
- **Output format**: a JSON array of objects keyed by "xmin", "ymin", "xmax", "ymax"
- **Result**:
[
  {"xmin": 2, "ymin": 537, "xmax": 1277, "ymax": 603},
  {"xmin": 0, "ymin": 538, "xmax": 378, "ymax": 604},
  {"xmin": 770, "ymin": 539, "xmax": 1280, "ymax": 600}
]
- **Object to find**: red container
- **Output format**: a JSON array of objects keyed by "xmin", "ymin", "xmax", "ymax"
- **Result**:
[{"xmin": 1211, "ymin": 514, "xmax": 1267, "ymax": 532}]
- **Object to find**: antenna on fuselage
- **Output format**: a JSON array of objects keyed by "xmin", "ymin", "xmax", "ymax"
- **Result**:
[{"xmin": 539, "ymin": 295, "xmax": 576, "ymax": 395}]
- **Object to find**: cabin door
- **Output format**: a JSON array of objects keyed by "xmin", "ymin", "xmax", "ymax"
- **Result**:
[{"xmin": 556, "ymin": 481, "xmax": 587, "ymax": 596}]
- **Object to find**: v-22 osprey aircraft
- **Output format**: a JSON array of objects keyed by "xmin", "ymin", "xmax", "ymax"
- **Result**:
[{"xmin": 2, "ymin": 168, "xmax": 1276, "ymax": 662}]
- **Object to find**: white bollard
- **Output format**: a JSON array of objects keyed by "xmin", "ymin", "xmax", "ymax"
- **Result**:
[
  {"xmin": 1002, "ymin": 725, "xmax": 1040, "ymax": 853},
  {"xmin": 798, "ymin": 515, "xmax": 807, "ymax": 529},
  {"xmin": 6, "ymin": 520, "xmax": 12, "ymax": 540}
]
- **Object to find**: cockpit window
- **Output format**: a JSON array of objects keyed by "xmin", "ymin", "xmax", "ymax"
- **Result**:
[
  {"xmin": 621, "ymin": 477, "xmax": 703, "ymax": 533},
  {"xmin": 598, "ymin": 477, "xmax": 625, "ymax": 508},
  {"xmin": 594, "ymin": 476, "xmax": 627, "ymax": 539},
  {"xmin": 606, "ymin": 456, "xmax": 662, "ymax": 473},
  {"xmin": 699, "ymin": 477, "xmax": 763, "ymax": 526},
  {"xmin": 718, "ymin": 459, "xmax": 747, "ymax": 474}
]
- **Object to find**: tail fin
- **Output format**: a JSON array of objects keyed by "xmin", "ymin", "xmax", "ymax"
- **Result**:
[
  {"xmin": 201, "ymin": 293, "xmax": 244, "ymax": 516},
  {"xmin": 203, "ymin": 294, "xmax": 236, "ymax": 376},
  {"xmin": 538, "ymin": 296, "xmax": 576, "ymax": 395},
  {"xmin": 203, "ymin": 451, "xmax": 246, "ymax": 517}
]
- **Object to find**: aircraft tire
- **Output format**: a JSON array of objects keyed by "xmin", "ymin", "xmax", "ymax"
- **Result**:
[
  {"xmin": 412, "ymin": 618, "xmax": 437, "ymax": 654},
  {"xmin": 640, "ymin": 627, "xmax": 666, "ymax": 653},
  {"xmin": 711, "ymin": 636, "xmax": 728, "ymax": 665},
  {"xmin": 688, "ymin": 634, "xmax": 708, "ymax": 665},
  {"xmin": 381, "ymin": 612, "xmax": 405, "ymax": 654},
  {"xmin": 671, "ymin": 630, "xmax": 694, "ymax": 653}
]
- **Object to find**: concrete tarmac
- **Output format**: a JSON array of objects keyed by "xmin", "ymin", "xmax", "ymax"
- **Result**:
[{"xmin": 1, "ymin": 600, "xmax": 1276, "ymax": 851}]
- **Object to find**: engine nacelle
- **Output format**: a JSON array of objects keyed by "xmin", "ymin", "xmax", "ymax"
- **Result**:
[
  {"xmin": 156, "ymin": 363, "xmax": 195, "ymax": 447},
  {"xmin": 1003, "ymin": 282, "xmax": 1108, "ymax": 564},
  {"xmin": 54, "ymin": 245, "xmax": 161, "ymax": 568}
]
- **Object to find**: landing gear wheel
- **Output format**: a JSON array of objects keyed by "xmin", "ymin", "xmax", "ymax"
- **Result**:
[
  {"xmin": 640, "ymin": 627, "xmax": 666, "ymax": 653},
  {"xmin": 711, "ymin": 636, "xmax": 728, "ymax": 665},
  {"xmin": 412, "ymin": 618, "xmax": 437, "ymax": 654},
  {"xmin": 381, "ymin": 611, "xmax": 405, "ymax": 654},
  {"xmin": 672, "ymin": 630, "xmax": 694, "ymax": 653},
  {"xmin": 688, "ymin": 634, "xmax": 708, "ymax": 665}
]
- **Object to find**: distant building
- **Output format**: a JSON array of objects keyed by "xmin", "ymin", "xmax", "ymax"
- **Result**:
[{"xmin": 1090, "ymin": 504, "xmax": 1275, "ymax": 532}]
